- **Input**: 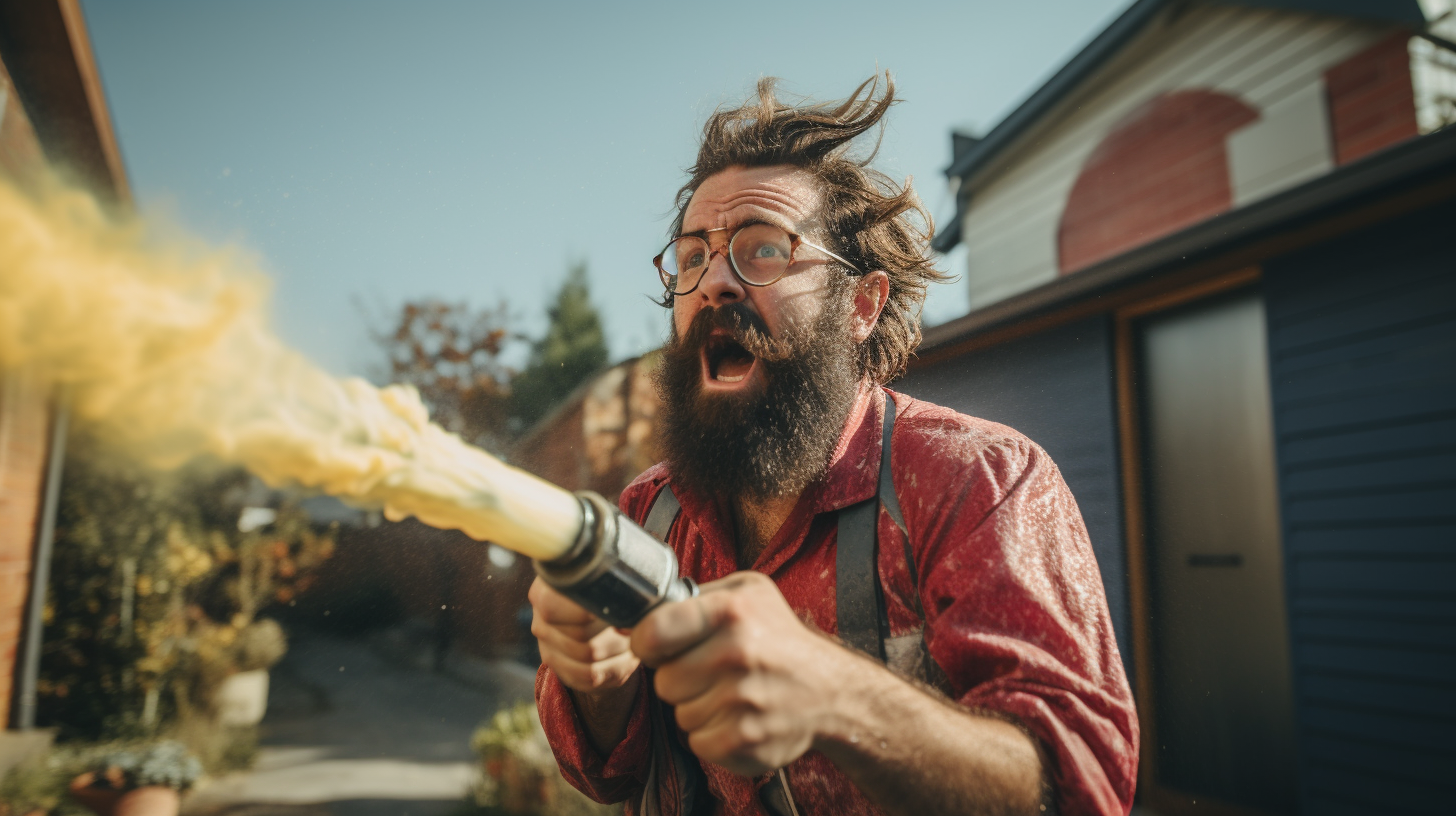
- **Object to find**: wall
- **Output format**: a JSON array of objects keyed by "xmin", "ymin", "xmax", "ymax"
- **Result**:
[
  {"xmin": 0, "ymin": 55, "xmax": 53, "ymax": 729},
  {"xmin": 959, "ymin": 4, "xmax": 1393, "ymax": 310},
  {"xmin": 1263, "ymin": 197, "xmax": 1456, "ymax": 811},
  {"xmin": 895, "ymin": 317, "xmax": 1131, "ymax": 669}
]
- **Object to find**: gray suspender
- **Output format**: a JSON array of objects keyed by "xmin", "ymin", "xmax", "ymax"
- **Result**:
[{"xmin": 641, "ymin": 391, "xmax": 914, "ymax": 663}]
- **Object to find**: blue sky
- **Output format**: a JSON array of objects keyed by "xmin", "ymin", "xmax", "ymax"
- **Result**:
[{"xmin": 81, "ymin": 0, "xmax": 1130, "ymax": 378}]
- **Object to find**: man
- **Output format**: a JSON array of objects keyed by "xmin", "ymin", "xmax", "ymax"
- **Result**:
[{"xmin": 531, "ymin": 75, "xmax": 1138, "ymax": 816}]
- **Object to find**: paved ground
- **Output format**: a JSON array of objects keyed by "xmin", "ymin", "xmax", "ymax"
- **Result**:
[{"xmin": 184, "ymin": 627, "xmax": 537, "ymax": 816}]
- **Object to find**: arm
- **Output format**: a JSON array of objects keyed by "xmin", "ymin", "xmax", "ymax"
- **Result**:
[
  {"xmin": 631, "ymin": 572, "xmax": 1045, "ymax": 816},
  {"xmin": 530, "ymin": 579, "xmax": 653, "ymax": 803}
]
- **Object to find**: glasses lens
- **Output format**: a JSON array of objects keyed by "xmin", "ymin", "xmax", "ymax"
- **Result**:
[
  {"xmin": 730, "ymin": 224, "xmax": 793, "ymax": 285},
  {"xmin": 659, "ymin": 236, "xmax": 710, "ymax": 294}
]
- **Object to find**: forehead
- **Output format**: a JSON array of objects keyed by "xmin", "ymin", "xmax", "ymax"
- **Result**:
[{"xmin": 681, "ymin": 165, "xmax": 821, "ymax": 234}]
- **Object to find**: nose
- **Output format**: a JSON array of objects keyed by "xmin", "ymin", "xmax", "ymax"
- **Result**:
[{"xmin": 695, "ymin": 250, "xmax": 745, "ymax": 307}]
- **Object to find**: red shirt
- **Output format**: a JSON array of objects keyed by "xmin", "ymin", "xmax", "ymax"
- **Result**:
[{"xmin": 537, "ymin": 385, "xmax": 1139, "ymax": 815}]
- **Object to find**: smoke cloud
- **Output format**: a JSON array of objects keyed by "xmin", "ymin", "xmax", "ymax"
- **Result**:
[{"xmin": 0, "ymin": 177, "xmax": 580, "ymax": 560}]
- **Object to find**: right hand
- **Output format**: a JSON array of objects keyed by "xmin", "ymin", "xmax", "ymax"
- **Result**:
[{"xmin": 528, "ymin": 577, "xmax": 641, "ymax": 694}]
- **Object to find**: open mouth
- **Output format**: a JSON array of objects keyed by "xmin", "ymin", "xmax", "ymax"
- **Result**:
[{"xmin": 701, "ymin": 331, "xmax": 759, "ymax": 387}]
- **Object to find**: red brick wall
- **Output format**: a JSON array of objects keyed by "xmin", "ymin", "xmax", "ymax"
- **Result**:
[
  {"xmin": 0, "ymin": 52, "xmax": 54, "ymax": 728},
  {"xmin": 1325, "ymin": 32, "xmax": 1420, "ymax": 166},
  {"xmin": 0, "ymin": 371, "xmax": 53, "ymax": 727},
  {"xmin": 1058, "ymin": 90, "xmax": 1259, "ymax": 274}
]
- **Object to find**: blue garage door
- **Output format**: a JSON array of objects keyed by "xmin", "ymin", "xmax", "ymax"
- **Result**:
[{"xmin": 1263, "ymin": 198, "xmax": 1456, "ymax": 812}]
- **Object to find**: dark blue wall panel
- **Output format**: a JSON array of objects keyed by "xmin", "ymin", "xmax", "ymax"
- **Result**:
[
  {"xmin": 1264, "ymin": 197, "xmax": 1456, "ymax": 810},
  {"xmin": 896, "ymin": 316, "xmax": 1129, "ymax": 668}
]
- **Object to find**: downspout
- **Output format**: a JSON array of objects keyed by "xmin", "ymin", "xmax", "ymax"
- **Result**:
[{"xmin": 14, "ymin": 391, "xmax": 69, "ymax": 730}]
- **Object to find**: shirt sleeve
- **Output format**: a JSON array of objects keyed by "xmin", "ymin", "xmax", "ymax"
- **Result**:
[
  {"xmin": 535, "ymin": 663, "xmax": 652, "ymax": 804},
  {"xmin": 907, "ymin": 428, "xmax": 1139, "ymax": 816},
  {"xmin": 532, "ymin": 474, "xmax": 668, "ymax": 805}
]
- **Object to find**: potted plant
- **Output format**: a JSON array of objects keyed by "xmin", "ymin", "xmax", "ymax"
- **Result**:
[{"xmin": 68, "ymin": 742, "xmax": 201, "ymax": 816}]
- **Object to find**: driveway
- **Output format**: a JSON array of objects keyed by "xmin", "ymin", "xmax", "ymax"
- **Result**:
[{"xmin": 184, "ymin": 626, "xmax": 537, "ymax": 816}]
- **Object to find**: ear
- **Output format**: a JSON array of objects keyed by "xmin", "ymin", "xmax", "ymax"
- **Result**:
[{"xmin": 849, "ymin": 271, "xmax": 890, "ymax": 344}]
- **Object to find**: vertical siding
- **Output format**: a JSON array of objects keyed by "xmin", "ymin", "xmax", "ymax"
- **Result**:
[
  {"xmin": 896, "ymin": 317, "xmax": 1130, "ymax": 667},
  {"xmin": 1263, "ymin": 199, "xmax": 1456, "ymax": 811}
]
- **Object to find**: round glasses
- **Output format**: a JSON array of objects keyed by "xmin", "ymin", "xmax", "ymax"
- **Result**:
[{"xmin": 654, "ymin": 223, "xmax": 860, "ymax": 296}]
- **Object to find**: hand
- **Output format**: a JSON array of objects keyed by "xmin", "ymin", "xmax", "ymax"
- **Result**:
[
  {"xmin": 528, "ymin": 577, "xmax": 640, "ymax": 695},
  {"xmin": 631, "ymin": 571, "xmax": 850, "ymax": 776}
]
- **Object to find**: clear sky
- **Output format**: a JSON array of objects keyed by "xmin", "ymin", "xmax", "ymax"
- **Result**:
[{"xmin": 80, "ymin": 0, "xmax": 1130, "ymax": 378}]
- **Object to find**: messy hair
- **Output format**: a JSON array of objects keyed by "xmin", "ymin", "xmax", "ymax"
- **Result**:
[{"xmin": 669, "ymin": 72, "xmax": 948, "ymax": 383}]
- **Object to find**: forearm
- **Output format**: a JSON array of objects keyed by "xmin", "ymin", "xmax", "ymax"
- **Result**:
[
  {"xmin": 569, "ymin": 669, "xmax": 643, "ymax": 757},
  {"xmin": 813, "ymin": 654, "xmax": 1046, "ymax": 816}
]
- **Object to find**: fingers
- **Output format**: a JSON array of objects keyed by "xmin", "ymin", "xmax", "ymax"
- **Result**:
[
  {"xmin": 632, "ymin": 573, "xmax": 768, "ymax": 667},
  {"xmin": 528, "ymin": 578, "xmax": 605, "ymax": 631},
  {"xmin": 546, "ymin": 646, "xmax": 641, "ymax": 693}
]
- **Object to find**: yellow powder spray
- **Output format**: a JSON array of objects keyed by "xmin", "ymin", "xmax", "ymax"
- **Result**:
[{"xmin": 0, "ymin": 176, "xmax": 582, "ymax": 561}]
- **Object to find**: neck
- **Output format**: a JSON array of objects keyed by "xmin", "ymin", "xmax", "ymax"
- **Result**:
[{"xmin": 730, "ymin": 491, "xmax": 801, "ymax": 569}]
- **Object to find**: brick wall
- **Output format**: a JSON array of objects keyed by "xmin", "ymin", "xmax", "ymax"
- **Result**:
[
  {"xmin": 1325, "ymin": 32, "xmax": 1420, "ymax": 166},
  {"xmin": 0, "ymin": 53, "xmax": 55, "ymax": 729},
  {"xmin": 0, "ymin": 370, "xmax": 53, "ymax": 727}
]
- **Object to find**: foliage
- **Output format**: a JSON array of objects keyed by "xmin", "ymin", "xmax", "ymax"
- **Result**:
[
  {"xmin": 37, "ymin": 430, "xmax": 333, "ymax": 744},
  {"xmin": 0, "ymin": 739, "xmax": 212, "ymax": 816},
  {"xmin": 510, "ymin": 263, "xmax": 609, "ymax": 431},
  {"xmin": 368, "ymin": 298, "xmax": 521, "ymax": 451},
  {"xmin": 468, "ymin": 702, "xmax": 616, "ymax": 816},
  {"xmin": 81, "ymin": 741, "xmax": 201, "ymax": 792}
]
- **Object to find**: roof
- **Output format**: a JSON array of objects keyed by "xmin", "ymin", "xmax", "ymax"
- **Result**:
[
  {"xmin": 0, "ymin": 0, "xmax": 130, "ymax": 204},
  {"xmin": 931, "ymin": 0, "xmax": 1427, "ymax": 252}
]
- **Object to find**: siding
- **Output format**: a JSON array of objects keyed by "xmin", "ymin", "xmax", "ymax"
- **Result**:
[
  {"xmin": 960, "ymin": 4, "xmax": 1389, "ymax": 311},
  {"xmin": 1263, "ymin": 198, "xmax": 1456, "ymax": 810},
  {"xmin": 896, "ymin": 317, "xmax": 1130, "ymax": 667}
]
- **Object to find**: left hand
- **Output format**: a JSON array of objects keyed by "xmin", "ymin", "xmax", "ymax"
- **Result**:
[{"xmin": 630, "ymin": 571, "xmax": 850, "ymax": 776}]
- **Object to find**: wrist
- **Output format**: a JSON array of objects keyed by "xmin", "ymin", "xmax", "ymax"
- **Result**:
[{"xmin": 806, "ymin": 638, "xmax": 892, "ymax": 756}]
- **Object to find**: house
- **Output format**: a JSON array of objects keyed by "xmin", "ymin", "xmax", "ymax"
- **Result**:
[
  {"xmin": 0, "ymin": 0, "xmax": 129, "ymax": 759},
  {"xmin": 901, "ymin": 0, "xmax": 1455, "ymax": 811}
]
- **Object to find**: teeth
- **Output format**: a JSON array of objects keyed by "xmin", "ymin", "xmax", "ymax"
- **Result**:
[{"xmin": 715, "ymin": 373, "xmax": 745, "ymax": 383}]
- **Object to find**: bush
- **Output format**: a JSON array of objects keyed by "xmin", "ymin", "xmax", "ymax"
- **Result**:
[{"xmin": 469, "ymin": 702, "xmax": 617, "ymax": 816}]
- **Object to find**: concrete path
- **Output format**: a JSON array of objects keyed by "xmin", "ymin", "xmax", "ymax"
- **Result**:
[{"xmin": 184, "ymin": 628, "xmax": 537, "ymax": 816}]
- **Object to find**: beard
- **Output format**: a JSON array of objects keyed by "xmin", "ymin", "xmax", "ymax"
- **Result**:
[{"xmin": 652, "ymin": 287, "xmax": 861, "ymax": 503}]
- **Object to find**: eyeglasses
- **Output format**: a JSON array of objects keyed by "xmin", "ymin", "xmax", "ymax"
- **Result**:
[{"xmin": 654, "ymin": 222, "xmax": 861, "ymax": 296}]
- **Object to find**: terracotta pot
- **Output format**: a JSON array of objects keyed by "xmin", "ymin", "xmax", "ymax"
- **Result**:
[
  {"xmin": 114, "ymin": 786, "xmax": 180, "ymax": 816},
  {"xmin": 68, "ymin": 774, "xmax": 181, "ymax": 816}
]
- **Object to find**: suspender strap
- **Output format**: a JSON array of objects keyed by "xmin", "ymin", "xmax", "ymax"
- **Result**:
[
  {"xmin": 834, "ymin": 496, "xmax": 883, "ymax": 660},
  {"xmin": 643, "ymin": 484, "xmax": 682, "ymax": 542},
  {"xmin": 835, "ymin": 392, "xmax": 899, "ymax": 662}
]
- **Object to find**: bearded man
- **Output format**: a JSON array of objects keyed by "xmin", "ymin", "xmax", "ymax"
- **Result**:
[{"xmin": 530, "ymin": 75, "xmax": 1138, "ymax": 816}]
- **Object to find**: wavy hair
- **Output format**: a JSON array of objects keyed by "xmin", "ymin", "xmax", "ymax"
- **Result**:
[{"xmin": 668, "ymin": 72, "xmax": 947, "ymax": 383}]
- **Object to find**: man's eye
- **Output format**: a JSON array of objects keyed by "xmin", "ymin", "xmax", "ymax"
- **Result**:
[
  {"xmin": 687, "ymin": 252, "xmax": 706, "ymax": 268},
  {"xmin": 753, "ymin": 243, "xmax": 782, "ymax": 259}
]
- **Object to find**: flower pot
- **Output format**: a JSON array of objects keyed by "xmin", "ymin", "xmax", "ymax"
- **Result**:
[
  {"xmin": 114, "ymin": 786, "xmax": 180, "ymax": 816},
  {"xmin": 215, "ymin": 668, "xmax": 270, "ymax": 726},
  {"xmin": 68, "ymin": 775, "xmax": 179, "ymax": 816}
]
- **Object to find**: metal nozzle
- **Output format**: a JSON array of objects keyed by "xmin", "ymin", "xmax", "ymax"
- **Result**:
[{"xmin": 533, "ymin": 490, "xmax": 697, "ymax": 628}]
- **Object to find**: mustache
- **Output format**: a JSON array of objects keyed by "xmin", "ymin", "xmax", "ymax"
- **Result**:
[{"xmin": 674, "ymin": 304, "xmax": 797, "ymax": 362}]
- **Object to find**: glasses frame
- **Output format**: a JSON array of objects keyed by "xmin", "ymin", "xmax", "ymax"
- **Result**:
[{"xmin": 654, "ymin": 223, "xmax": 862, "ymax": 296}]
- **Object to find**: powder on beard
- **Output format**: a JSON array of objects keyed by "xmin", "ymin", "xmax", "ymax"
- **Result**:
[{"xmin": 652, "ymin": 285, "xmax": 860, "ymax": 502}]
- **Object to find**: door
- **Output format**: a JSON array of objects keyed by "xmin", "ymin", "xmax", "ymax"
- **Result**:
[{"xmin": 1137, "ymin": 289, "xmax": 1298, "ymax": 814}]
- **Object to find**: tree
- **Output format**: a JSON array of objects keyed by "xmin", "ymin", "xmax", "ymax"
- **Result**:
[
  {"xmin": 368, "ymin": 299, "xmax": 520, "ymax": 452},
  {"xmin": 510, "ymin": 262, "xmax": 609, "ymax": 430}
]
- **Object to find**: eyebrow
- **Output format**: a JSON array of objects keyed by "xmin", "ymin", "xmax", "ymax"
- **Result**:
[{"xmin": 676, "ymin": 217, "xmax": 789, "ymax": 240}]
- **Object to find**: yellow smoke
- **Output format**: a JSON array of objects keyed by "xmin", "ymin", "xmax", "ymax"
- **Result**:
[{"xmin": 0, "ymin": 176, "xmax": 581, "ymax": 561}]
